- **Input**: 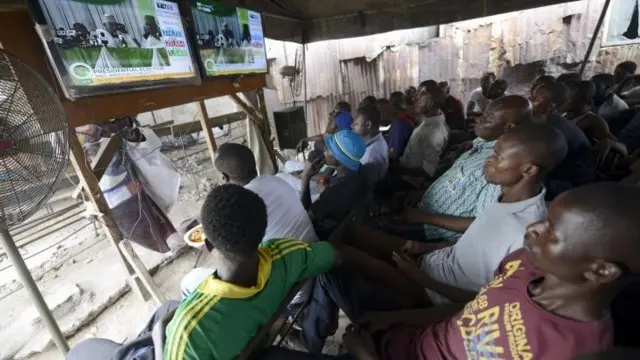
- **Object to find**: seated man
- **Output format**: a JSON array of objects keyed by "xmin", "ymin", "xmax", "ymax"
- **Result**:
[
  {"xmin": 352, "ymin": 104, "xmax": 389, "ymax": 185},
  {"xmin": 396, "ymin": 83, "xmax": 449, "ymax": 180},
  {"xmin": 393, "ymin": 95, "xmax": 532, "ymax": 242},
  {"xmin": 182, "ymin": 143, "xmax": 319, "ymax": 303},
  {"xmin": 165, "ymin": 184, "xmax": 338, "ymax": 360},
  {"xmin": 591, "ymin": 73, "xmax": 629, "ymax": 121},
  {"xmin": 342, "ymin": 182, "xmax": 636, "ymax": 360},
  {"xmin": 386, "ymin": 91, "xmax": 416, "ymax": 160},
  {"xmin": 300, "ymin": 130, "xmax": 373, "ymax": 239},
  {"xmin": 297, "ymin": 101, "xmax": 353, "ymax": 151},
  {"xmin": 282, "ymin": 182, "xmax": 634, "ymax": 360},
  {"xmin": 565, "ymin": 80, "xmax": 628, "ymax": 165},
  {"xmin": 297, "ymin": 124, "xmax": 567, "ymax": 352},
  {"xmin": 530, "ymin": 81, "xmax": 594, "ymax": 198},
  {"xmin": 467, "ymin": 72, "xmax": 496, "ymax": 116},
  {"xmin": 438, "ymin": 81, "xmax": 466, "ymax": 131}
]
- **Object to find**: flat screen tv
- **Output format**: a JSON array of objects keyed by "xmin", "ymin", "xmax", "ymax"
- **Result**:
[
  {"xmin": 190, "ymin": 1, "xmax": 268, "ymax": 76},
  {"xmin": 28, "ymin": 0, "xmax": 201, "ymax": 100}
]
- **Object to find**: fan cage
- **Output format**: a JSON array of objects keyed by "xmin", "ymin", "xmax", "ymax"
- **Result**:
[{"xmin": 0, "ymin": 50, "xmax": 69, "ymax": 228}]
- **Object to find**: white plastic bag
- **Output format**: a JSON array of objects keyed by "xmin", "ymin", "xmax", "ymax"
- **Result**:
[{"xmin": 126, "ymin": 128, "xmax": 181, "ymax": 213}]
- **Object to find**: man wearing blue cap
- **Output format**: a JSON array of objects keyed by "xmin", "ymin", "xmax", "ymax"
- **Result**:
[{"xmin": 300, "ymin": 130, "xmax": 373, "ymax": 239}]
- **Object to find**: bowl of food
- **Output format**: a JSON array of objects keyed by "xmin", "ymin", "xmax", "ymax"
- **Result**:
[{"xmin": 184, "ymin": 225, "xmax": 207, "ymax": 248}]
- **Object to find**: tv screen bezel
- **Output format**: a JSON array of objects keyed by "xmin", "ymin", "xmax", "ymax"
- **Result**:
[{"xmin": 187, "ymin": 0, "xmax": 269, "ymax": 78}]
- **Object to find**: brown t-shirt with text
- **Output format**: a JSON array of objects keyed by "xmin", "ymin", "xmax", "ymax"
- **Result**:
[{"xmin": 380, "ymin": 249, "xmax": 613, "ymax": 360}]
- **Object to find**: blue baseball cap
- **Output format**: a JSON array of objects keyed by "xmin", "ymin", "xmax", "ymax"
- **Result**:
[{"xmin": 324, "ymin": 130, "xmax": 366, "ymax": 171}]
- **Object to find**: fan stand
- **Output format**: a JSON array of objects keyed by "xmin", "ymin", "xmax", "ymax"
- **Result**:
[{"xmin": 0, "ymin": 226, "xmax": 69, "ymax": 354}]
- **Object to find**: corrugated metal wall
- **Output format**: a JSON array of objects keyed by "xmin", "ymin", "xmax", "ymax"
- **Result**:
[{"xmin": 265, "ymin": 0, "xmax": 640, "ymax": 138}]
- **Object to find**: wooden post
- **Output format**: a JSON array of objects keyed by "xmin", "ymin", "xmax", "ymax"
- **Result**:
[
  {"xmin": 230, "ymin": 92, "xmax": 279, "ymax": 173},
  {"xmin": 68, "ymin": 134, "xmax": 165, "ymax": 306},
  {"xmin": 197, "ymin": 100, "xmax": 218, "ymax": 163}
]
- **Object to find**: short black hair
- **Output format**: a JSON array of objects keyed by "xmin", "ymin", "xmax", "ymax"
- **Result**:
[
  {"xmin": 568, "ymin": 80, "xmax": 596, "ymax": 102},
  {"xmin": 556, "ymin": 72, "xmax": 581, "ymax": 84},
  {"xmin": 502, "ymin": 123, "xmax": 568, "ymax": 174},
  {"xmin": 389, "ymin": 91, "xmax": 405, "ymax": 110},
  {"xmin": 200, "ymin": 184, "xmax": 267, "ymax": 258},
  {"xmin": 359, "ymin": 96, "xmax": 377, "ymax": 108},
  {"xmin": 537, "ymin": 81, "xmax": 569, "ymax": 106},
  {"xmin": 356, "ymin": 104, "xmax": 382, "ymax": 128},
  {"xmin": 616, "ymin": 61, "xmax": 638, "ymax": 74},
  {"xmin": 376, "ymin": 98, "xmax": 390, "ymax": 105},
  {"xmin": 335, "ymin": 101, "xmax": 351, "ymax": 113},
  {"xmin": 482, "ymin": 72, "xmax": 497, "ymax": 81},
  {"xmin": 561, "ymin": 183, "xmax": 640, "ymax": 273},
  {"xmin": 418, "ymin": 79, "xmax": 438, "ymax": 91},
  {"xmin": 214, "ymin": 143, "xmax": 257, "ymax": 182},
  {"xmin": 591, "ymin": 73, "xmax": 616, "ymax": 88},
  {"xmin": 532, "ymin": 75, "xmax": 556, "ymax": 91}
]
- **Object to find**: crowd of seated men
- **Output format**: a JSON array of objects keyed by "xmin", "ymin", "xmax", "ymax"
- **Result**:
[{"xmin": 66, "ymin": 62, "xmax": 640, "ymax": 360}]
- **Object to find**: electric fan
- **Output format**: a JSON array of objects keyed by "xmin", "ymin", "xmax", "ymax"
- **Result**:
[{"xmin": 0, "ymin": 50, "xmax": 70, "ymax": 354}]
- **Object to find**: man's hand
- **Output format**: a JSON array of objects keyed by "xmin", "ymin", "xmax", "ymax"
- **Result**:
[
  {"xmin": 392, "ymin": 251, "xmax": 424, "ymax": 281},
  {"xmin": 590, "ymin": 140, "xmax": 612, "ymax": 168},
  {"xmin": 301, "ymin": 155, "xmax": 324, "ymax": 181},
  {"xmin": 342, "ymin": 326, "xmax": 379, "ymax": 360}
]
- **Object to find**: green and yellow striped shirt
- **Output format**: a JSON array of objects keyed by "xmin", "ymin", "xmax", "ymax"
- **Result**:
[{"xmin": 164, "ymin": 239, "xmax": 335, "ymax": 360}]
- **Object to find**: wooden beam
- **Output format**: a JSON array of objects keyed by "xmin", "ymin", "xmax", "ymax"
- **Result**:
[
  {"xmin": 256, "ymin": 88, "xmax": 278, "ymax": 173},
  {"xmin": 0, "ymin": 10, "xmax": 266, "ymax": 128},
  {"xmin": 148, "ymin": 120, "xmax": 174, "ymax": 129},
  {"xmin": 230, "ymin": 94, "xmax": 265, "ymax": 125},
  {"xmin": 197, "ymin": 100, "xmax": 218, "ymax": 164},
  {"xmin": 151, "ymin": 112, "xmax": 247, "ymax": 138},
  {"xmin": 68, "ymin": 133, "xmax": 162, "ymax": 303},
  {"xmin": 91, "ymin": 135, "xmax": 122, "ymax": 181}
]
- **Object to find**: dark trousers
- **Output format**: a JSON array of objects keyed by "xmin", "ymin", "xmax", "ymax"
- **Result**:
[
  {"xmin": 371, "ymin": 218, "xmax": 428, "ymax": 242},
  {"xmin": 65, "ymin": 300, "xmax": 180, "ymax": 360},
  {"xmin": 300, "ymin": 268, "xmax": 401, "ymax": 354}
]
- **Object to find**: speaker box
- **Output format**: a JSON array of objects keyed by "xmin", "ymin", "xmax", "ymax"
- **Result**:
[{"xmin": 273, "ymin": 106, "xmax": 307, "ymax": 150}]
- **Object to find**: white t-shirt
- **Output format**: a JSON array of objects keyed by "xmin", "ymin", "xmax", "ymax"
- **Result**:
[
  {"xmin": 360, "ymin": 133, "xmax": 389, "ymax": 184},
  {"xmin": 597, "ymin": 94, "xmax": 629, "ymax": 119},
  {"xmin": 468, "ymin": 87, "xmax": 491, "ymax": 113},
  {"xmin": 399, "ymin": 114, "xmax": 449, "ymax": 177},
  {"xmin": 420, "ymin": 188, "xmax": 547, "ymax": 304},
  {"xmin": 244, "ymin": 175, "xmax": 318, "ymax": 244}
]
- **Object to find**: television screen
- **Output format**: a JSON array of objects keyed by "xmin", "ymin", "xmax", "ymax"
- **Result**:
[
  {"xmin": 29, "ymin": 0, "xmax": 200, "ymax": 99},
  {"xmin": 190, "ymin": 1, "xmax": 268, "ymax": 76}
]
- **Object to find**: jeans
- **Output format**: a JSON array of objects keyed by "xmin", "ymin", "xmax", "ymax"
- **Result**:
[
  {"xmin": 300, "ymin": 268, "xmax": 401, "ymax": 354},
  {"xmin": 66, "ymin": 300, "xmax": 180, "ymax": 360}
]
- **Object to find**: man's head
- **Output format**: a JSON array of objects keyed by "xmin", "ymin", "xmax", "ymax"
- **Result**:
[
  {"xmin": 474, "ymin": 95, "xmax": 533, "ymax": 141},
  {"xmin": 524, "ymin": 183, "xmax": 640, "ymax": 287},
  {"xmin": 200, "ymin": 184, "xmax": 267, "ymax": 259},
  {"xmin": 418, "ymin": 80, "xmax": 438, "ymax": 96},
  {"xmin": 487, "ymin": 79, "xmax": 508, "ymax": 100},
  {"xmin": 530, "ymin": 81, "xmax": 569, "ymax": 118},
  {"xmin": 351, "ymin": 104, "xmax": 382, "ymax": 138},
  {"xmin": 591, "ymin": 73, "xmax": 616, "ymax": 107},
  {"xmin": 615, "ymin": 61, "xmax": 637, "ymax": 83},
  {"xmin": 415, "ymin": 82, "xmax": 446, "ymax": 115},
  {"xmin": 335, "ymin": 101, "xmax": 351, "ymax": 113},
  {"xmin": 481, "ymin": 72, "xmax": 497, "ymax": 94},
  {"xmin": 438, "ymin": 81, "xmax": 451, "ymax": 95},
  {"xmin": 556, "ymin": 72, "xmax": 581, "ymax": 85},
  {"xmin": 405, "ymin": 86, "xmax": 417, "ymax": 105},
  {"xmin": 376, "ymin": 98, "xmax": 395, "ymax": 126},
  {"xmin": 214, "ymin": 143, "xmax": 257, "ymax": 185},
  {"xmin": 565, "ymin": 80, "xmax": 596, "ymax": 113},
  {"xmin": 359, "ymin": 96, "xmax": 377, "ymax": 109},
  {"xmin": 484, "ymin": 124, "xmax": 567, "ymax": 187},
  {"xmin": 389, "ymin": 91, "xmax": 406, "ymax": 111},
  {"xmin": 531, "ymin": 75, "xmax": 556, "ymax": 95},
  {"xmin": 323, "ymin": 130, "xmax": 366, "ymax": 170}
]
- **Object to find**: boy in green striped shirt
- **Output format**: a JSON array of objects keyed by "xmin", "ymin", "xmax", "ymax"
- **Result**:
[{"xmin": 164, "ymin": 184, "xmax": 338, "ymax": 360}]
